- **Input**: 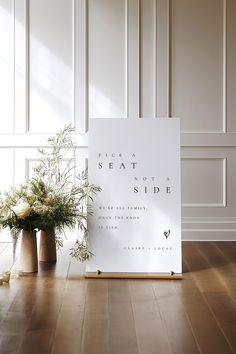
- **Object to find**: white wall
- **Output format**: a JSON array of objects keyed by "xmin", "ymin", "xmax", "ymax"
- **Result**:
[{"xmin": 0, "ymin": 0, "xmax": 236, "ymax": 241}]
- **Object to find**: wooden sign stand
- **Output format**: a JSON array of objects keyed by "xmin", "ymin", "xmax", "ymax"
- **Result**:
[{"xmin": 85, "ymin": 271, "xmax": 183, "ymax": 279}]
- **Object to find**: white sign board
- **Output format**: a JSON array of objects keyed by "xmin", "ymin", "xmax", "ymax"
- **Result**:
[{"xmin": 86, "ymin": 118, "xmax": 182, "ymax": 277}]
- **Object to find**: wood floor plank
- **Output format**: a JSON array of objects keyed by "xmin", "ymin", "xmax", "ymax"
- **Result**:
[
  {"xmin": 215, "ymin": 242, "xmax": 236, "ymax": 265},
  {"xmin": 52, "ymin": 280, "xmax": 87, "ymax": 354},
  {"xmin": 0, "ymin": 280, "xmax": 22, "ymax": 332},
  {"xmin": 26, "ymin": 286, "xmax": 64, "ymax": 331},
  {"xmin": 52, "ymin": 307, "xmax": 85, "ymax": 354},
  {"xmin": 152, "ymin": 280, "xmax": 200, "ymax": 354},
  {"xmin": 181, "ymin": 243, "xmax": 233, "ymax": 354},
  {"xmin": 81, "ymin": 280, "xmax": 109, "ymax": 354},
  {"xmin": 204, "ymin": 292, "xmax": 236, "ymax": 352},
  {"xmin": 130, "ymin": 280, "xmax": 171, "ymax": 354},
  {"xmin": 194, "ymin": 241, "xmax": 236, "ymax": 294},
  {"xmin": 176, "ymin": 260, "xmax": 233, "ymax": 354},
  {"xmin": 108, "ymin": 280, "xmax": 139, "ymax": 354},
  {"xmin": 213, "ymin": 242, "xmax": 236, "ymax": 297},
  {"xmin": 18, "ymin": 329, "xmax": 55, "ymax": 354},
  {"xmin": 192, "ymin": 241, "xmax": 236, "ymax": 293},
  {"xmin": 192, "ymin": 242, "xmax": 236, "ymax": 352},
  {"xmin": 183, "ymin": 242, "xmax": 226, "ymax": 293},
  {"xmin": 0, "ymin": 333, "xmax": 24, "ymax": 354}
]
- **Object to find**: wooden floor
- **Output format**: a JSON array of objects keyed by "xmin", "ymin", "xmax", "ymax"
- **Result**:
[{"xmin": 1, "ymin": 241, "xmax": 236, "ymax": 354}]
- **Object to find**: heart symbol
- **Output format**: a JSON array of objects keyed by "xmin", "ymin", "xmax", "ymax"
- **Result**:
[{"xmin": 164, "ymin": 230, "xmax": 171, "ymax": 239}]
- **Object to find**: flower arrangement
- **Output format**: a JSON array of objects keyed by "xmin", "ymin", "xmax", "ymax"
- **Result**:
[
  {"xmin": 0, "ymin": 125, "xmax": 101, "ymax": 262},
  {"xmin": 0, "ymin": 183, "xmax": 43, "ymax": 248}
]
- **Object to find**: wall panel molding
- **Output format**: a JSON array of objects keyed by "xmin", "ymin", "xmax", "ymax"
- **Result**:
[
  {"xmin": 126, "ymin": 0, "xmax": 139, "ymax": 118},
  {"xmin": 170, "ymin": 0, "xmax": 224, "ymax": 133},
  {"xmin": 181, "ymin": 132, "xmax": 236, "ymax": 147},
  {"xmin": 226, "ymin": 0, "xmax": 236, "ymax": 132},
  {"xmin": 182, "ymin": 216, "xmax": 236, "ymax": 224},
  {"xmin": 74, "ymin": 0, "xmax": 88, "ymax": 133},
  {"xmin": 14, "ymin": 0, "xmax": 28, "ymax": 133},
  {"xmin": 182, "ymin": 216, "xmax": 236, "ymax": 241},
  {"xmin": 88, "ymin": 0, "xmax": 127, "ymax": 118},
  {"xmin": 0, "ymin": 133, "xmax": 87, "ymax": 147},
  {"xmin": 181, "ymin": 157, "xmax": 226, "ymax": 207},
  {"xmin": 155, "ymin": 0, "xmax": 170, "ymax": 117},
  {"xmin": 28, "ymin": 0, "xmax": 74, "ymax": 133},
  {"xmin": 0, "ymin": 0, "xmax": 14, "ymax": 133},
  {"xmin": 182, "ymin": 230, "xmax": 236, "ymax": 241},
  {"xmin": 223, "ymin": 0, "xmax": 227, "ymax": 132},
  {"xmin": 140, "ymin": 0, "xmax": 156, "ymax": 117}
]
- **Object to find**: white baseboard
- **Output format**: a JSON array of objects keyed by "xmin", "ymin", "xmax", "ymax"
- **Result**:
[
  {"xmin": 182, "ymin": 217, "xmax": 236, "ymax": 241},
  {"xmin": 182, "ymin": 230, "xmax": 236, "ymax": 241}
]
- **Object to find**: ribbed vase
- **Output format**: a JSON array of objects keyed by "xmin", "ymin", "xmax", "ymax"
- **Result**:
[
  {"xmin": 20, "ymin": 229, "xmax": 38, "ymax": 273},
  {"xmin": 39, "ymin": 228, "xmax": 57, "ymax": 263}
]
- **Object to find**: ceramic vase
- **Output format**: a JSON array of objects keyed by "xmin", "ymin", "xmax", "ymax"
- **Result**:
[
  {"xmin": 39, "ymin": 228, "xmax": 57, "ymax": 262},
  {"xmin": 20, "ymin": 229, "xmax": 38, "ymax": 273}
]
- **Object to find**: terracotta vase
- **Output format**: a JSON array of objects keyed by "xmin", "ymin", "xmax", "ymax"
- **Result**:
[
  {"xmin": 20, "ymin": 229, "xmax": 38, "ymax": 273},
  {"xmin": 39, "ymin": 228, "xmax": 57, "ymax": 262}
]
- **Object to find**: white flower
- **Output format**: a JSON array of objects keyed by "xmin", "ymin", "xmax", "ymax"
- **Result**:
[
  {"xmin": 44, "ymin": 193, "xmax": 54, "ymax": 205},
  {"xmin": 1, "ymin": 207, "xmax": 13, "ymax": 219},
  {"xmin": 27, "ymin": 194, "xmax": 36, "ymax": 204},
  {"xmin": 32, "ymin": 203, "xmax": 49, "ymax": 215},
  {"xmin": 12, "ymin": 202, "xmax": 31, "ymax": 218}
]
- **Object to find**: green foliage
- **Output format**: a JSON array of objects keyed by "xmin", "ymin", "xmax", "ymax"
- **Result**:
[
  {"xmin": 0, "ymin": 125, "xmax": 101, "ymax": 262},
  {"xmin": 33, "ymin": 124, "xmax": 101, "ymax": 261},
  {"xmin": 33, "ymin": 125, "xmax": 76, "ymax": 191},
  {"xmin": 69, "ymin": 231, "xmax": 94, "ymax": 262}
]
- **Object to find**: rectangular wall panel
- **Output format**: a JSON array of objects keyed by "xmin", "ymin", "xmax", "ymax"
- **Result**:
[
  {"xmin": 181, "ymin": 157, "xmax": 226, "ymax": 206},
  {"xmin": 29, "ymin": 0, "xmax": 74, "ymax": 132},
  {"xmin": 156, "ymin": 0, "xmax": 169, "ymax": 117},
  {"xmin": 227, "ymin": 0, "xmax": 236, "ymax": 132},
  {"xmin": 140, "ymin": 0, "xmax": 155, "ymax": 117},
  {"xmin": 0, "ymin": 0, "xmax": 14, "ymax": 133},
  {"xmin": 14, "ymin": 0, "xmax": 28, "ymax": 133},
  {"xmin": 75, "ymin": 0, "xmax": 88, "ymax": 133},
  {"xmin": 127, "ymin": 0, "xmax": 139, "ymax": 117},
  {"xmin": 170, "ymin": 0, "xmax": 224, "ymax": 132},
  {"xmin": 182, "ymin": 146, "xmax": 236, "ymax": 221},
  {"xmin": 88, "ymin": 0, "xmax": 126, "ymax": 118}
]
